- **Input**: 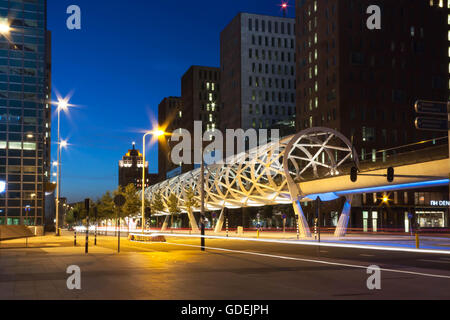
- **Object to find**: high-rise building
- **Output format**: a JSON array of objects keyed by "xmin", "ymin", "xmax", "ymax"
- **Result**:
[
  {"xmin": 182, "ymin": 66, "xmax": 221, "ymax": 135},
  {"xmin": 0, "ymin": 0, "xmax": 51, "ymax": 227},
  {"xmin": 295, "ymin": 0, "xmax": 450, "ymax": 230},
  {"xmin": 119, "ymin": 143, "xmax": 150, "ymax": 189},
  {"xmin": 157, "ymin": 96, "xmax": 183, "ymax": 181},
  {"xmin": 295, "ymin": 0, "xmax": 448, "ymax": 151},
  {"xmin": 157, "ymin": 67, "xmax": 221, "ymax": 181},
  {"xmin": 220, "ymin": 13, "xmax": 296, "ymax": 132},
  {"xmin": 181, "ymin": 66, "xmax": 221, "ymax": 170}
]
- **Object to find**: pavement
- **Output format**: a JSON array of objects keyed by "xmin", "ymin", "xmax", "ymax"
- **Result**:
[{"xmin": 0, "ymin": 234, "xmax": 449, "ymax": 300}]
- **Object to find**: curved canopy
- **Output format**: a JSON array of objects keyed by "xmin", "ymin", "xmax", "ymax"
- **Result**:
[{"xmin": 145, "ymin": 128, "xmax": 358, "ymax": 214}]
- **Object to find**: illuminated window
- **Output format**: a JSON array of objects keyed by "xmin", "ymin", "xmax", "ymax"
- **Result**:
[
  {"xmin": 0, "ymin": 141, "xmax": 6, "ymax": 149},
  {"xmin": 8, "ymin": 142, "xmax": 22, "ymax": 150},
  {"xmin": 23, "ymin": 143, "xmax": 36, "ymax": 150}
]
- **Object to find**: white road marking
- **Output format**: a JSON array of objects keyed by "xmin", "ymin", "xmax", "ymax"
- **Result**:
[
  {"xmin": 130, "ymin": 232, "xmax": 450, "ymax": 255},
  {"xmin": 419, "ymin": 259, "xmax": 450, "ymax": 264},
  {"xmin": 146, "ymin": 241, "xmax": 450, "ymax": 280}
]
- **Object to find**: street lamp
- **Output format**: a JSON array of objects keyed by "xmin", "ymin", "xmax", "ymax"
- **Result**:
[
  {"xmin": 0, "ymin": 19, "xmax": 10, "ymax": 35},
  {"xmin": 141, "ymin": 128, "xmax": 166, "ymax": 233},
  {"xmin": 54, "ymin": 97, "xmax": 70, "ymax": 236}
]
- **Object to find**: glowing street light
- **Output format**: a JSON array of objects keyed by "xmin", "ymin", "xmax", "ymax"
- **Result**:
[
  {"xmin": 54, "ymin": 96, "xmax": 72, "ymax": 236},
  {"xmin": 141, "ymin": 128, "xmax": 167, "ymax": 232},
  {"xmin": 0, "ymin": 20, "xmax": 10, "ymax": 34},
  {"xmin": 60, "ymin": 139, "xmax": 68, "ymax": 148}
]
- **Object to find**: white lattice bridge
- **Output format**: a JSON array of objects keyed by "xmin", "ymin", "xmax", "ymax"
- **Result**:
[{"xmin": 145, "ymin": 128, "xmax": 360, "ymax": 238}]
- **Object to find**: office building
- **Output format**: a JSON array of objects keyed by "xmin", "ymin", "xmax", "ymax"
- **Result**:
[
  {"xmin": 0, "ymin": 0, "xmax": 51, "ymax": 226},
  {"xmin": 295, "ymin": 0, "xmax": 450, "ymax": 230},
  {"xmin": 119, "ymin": 143, "xmax": 150, "ymax": 189},
  {"xmin": 220, "ymin": 13, "xmax": 296, "ymax": 132}
]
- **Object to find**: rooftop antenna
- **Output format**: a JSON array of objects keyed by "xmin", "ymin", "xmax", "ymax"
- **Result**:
[{"xmin": 281, "ymin": 2, "xmax": 288, "ymax": 17}]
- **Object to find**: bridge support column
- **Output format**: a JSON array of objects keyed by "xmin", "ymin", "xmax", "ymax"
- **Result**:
[
  {"xmin": 214, "ymin": 207, "xmax": 226, "ymax": 234},
  {"xmin": 334, "ymin": 195, "xmax": 353, "ymax": 238},
  {"xmin": 187, "ymin": 209, "xmax": 200, "ymax": 233},
  {"xmin": 293, "ymin": 200, "xmax": 312, "ymax": 238},
  {"xmin": 161, "ymin": 215, "xmax": 169, "ymax": 232}
]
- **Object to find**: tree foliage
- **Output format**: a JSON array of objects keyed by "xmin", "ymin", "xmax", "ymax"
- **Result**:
[
  {"xmin": 151, "ymin": 191, "xmax": 165, "ymax": 214},
  {"xmin": 184, "ymin": 186, "xmax": 198, "ymax": 213},
  {"xmin": 167, "ymin": 193, "xmax": 179, "ymax": 215},
  {"xmin": 97, "ymin": 191, "xmax": 115, "ymax": 220}
]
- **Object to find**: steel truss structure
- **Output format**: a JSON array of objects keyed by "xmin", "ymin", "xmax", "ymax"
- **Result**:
[{"xmin": 145, "ymin": 128, "xmax": 359, "ymax": 237}]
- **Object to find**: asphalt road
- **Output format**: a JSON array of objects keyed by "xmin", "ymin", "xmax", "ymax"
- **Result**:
[{"xmin": 0, "ymin": 234, "xmax": 449, "ymax": 300}]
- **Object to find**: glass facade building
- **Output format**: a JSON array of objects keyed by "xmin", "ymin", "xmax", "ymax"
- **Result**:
[{"xmin": 0, "ymin": 0, "xmax": 51, "ymax": 226}]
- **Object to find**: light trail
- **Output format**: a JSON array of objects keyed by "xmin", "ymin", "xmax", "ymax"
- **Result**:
[
  {"xmin": 129, "ymin": 232, "xmax": 450, "ymax": 255},
  {"xmin": 154, "ymin": 241, "xmax": 450, "ymax": 280}
]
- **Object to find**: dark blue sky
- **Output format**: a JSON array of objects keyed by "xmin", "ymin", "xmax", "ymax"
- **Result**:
[{"xmin": 48, "ymin": 0, "xmax": 295, "ymax": 202}]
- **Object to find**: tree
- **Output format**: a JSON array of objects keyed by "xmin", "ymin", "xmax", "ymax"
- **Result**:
[
  {"xmin": 167, "ymin": 193, "xmax": 179, "ymax": 228},
  {"xmin": 68, "ymin": 203, "xmax": 83, "ymax": 225},
  {"xmin": 122, "ymin": 184, "xmax": 141, "ymax": 218},
  {"xmin": 151, "ymin": 191, "xmax": 165, "ymax": 214},
  {"xmin": 97, "ymin": 191, "xmax": 115, "ymax": 225},
  {"xmin": 184, "ymin": 186, "xmax": 199, "ymax": 231},
  {"xmin": 65, "ymin": 209, "xmax": 75, "ymax": 226}
]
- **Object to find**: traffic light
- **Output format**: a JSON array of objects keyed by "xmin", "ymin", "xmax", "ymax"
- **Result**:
[
  {"xmin": 350, "ymin": 167, "xmax": 358, "ymax": 182},
  {"xmin": 387, "ymin": 167, "xmax": 394, "ymax": 183}
]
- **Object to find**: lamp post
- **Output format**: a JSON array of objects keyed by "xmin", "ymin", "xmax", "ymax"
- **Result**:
[
  {"xmin": 141, "ymin": 129, "xmax": 166, "ymax": 233},
  {"xmin": 54, "ymin": 98, "xmax": 69, "ymax": 236},
  {"xmin": 200, "ymin": 148, "xmax": 206, "ymax": 251}
]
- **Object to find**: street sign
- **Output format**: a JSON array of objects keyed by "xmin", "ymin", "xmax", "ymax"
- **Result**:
[
  {"xmin": 415, "ymin": 100, "xmax": 449, "ymax": 116},
  {"xmin": 408, "ymin": 213, "xmax": 413, "ymax": 220},
  {"xmin": 415, "ymin": 117, "xmax": 449, "ymax": 132},
  {"xmin": 282, "ymin": 214, "xmax": 286, "ymax": 220},
  {"xmin": 114, "ymin": 194, "xmax": 126, "ymax": 207}
]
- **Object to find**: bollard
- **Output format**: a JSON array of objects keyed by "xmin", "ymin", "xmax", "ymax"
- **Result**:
[
  {"xmin": 415, "ymin": 233, "xmax": 420, "ymax": 249},
  {"xmin": 74, "ymin": 230, "xmax": 77, "ymax": 246}
]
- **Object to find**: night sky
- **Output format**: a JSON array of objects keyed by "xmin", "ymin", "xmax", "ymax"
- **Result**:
[{"xmin": 47, "ymin": 0, "xmax": 295, "ymax": 202}]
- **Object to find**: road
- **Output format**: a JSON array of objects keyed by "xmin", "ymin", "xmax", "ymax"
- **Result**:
[{"xmin": 0, "ymin": 234, "xmax": 449, "ymax": 300}]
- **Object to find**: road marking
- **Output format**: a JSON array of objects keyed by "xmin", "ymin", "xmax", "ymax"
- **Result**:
[
  {"xmin": 153, "ymin": 241, "xmax": 450, "ymax": 280},
  {"xmin": 130, "ymin": 232, "xmax": 450, "ymax": 255},
  {"xmin": 419, "ymin": 259, "xmax": 450, "ymax": 264}
]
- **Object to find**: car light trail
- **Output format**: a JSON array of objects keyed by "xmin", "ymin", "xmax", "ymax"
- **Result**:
[
  {"xmin": 129, "ymin": 232, "xmax": 450, "ymax": 255},
  {"xmin": 136, "ymin": 241, "xmax": 450, "ymax": 280}
]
